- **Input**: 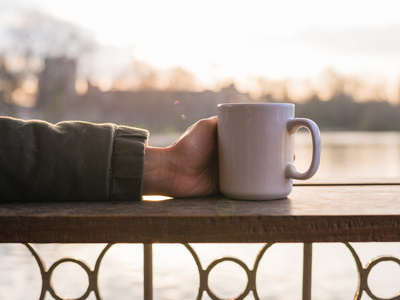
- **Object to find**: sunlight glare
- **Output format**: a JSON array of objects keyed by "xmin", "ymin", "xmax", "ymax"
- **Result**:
[{"xmin": 143, "ymin": 195, "xmax": 173, "ymax": 201}]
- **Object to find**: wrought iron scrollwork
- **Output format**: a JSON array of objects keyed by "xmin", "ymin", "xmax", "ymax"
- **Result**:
[
  {"xmin": 20, "ymin": 242, "xmax": 400, "ymax": 300},
  {"xmin": 23, "ymin": 243, "xmax": 113, "ymax": 300},
  {"xmin": 183, "ymin": 243, "xmax": 274, "ymax": 300},
  {"xmin": 344, "ymin": 242, "xmax": 400, "ymax": 300}
]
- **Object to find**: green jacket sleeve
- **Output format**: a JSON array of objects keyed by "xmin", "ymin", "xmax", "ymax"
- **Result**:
[{"xmin": 0, "ymin": 117, "xmax": 149, "ymax": 201}]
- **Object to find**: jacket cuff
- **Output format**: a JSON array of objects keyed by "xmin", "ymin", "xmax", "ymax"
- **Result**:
[{"xmin": 109, "ymin": 126, "xmax": 149, "ymax": 200}]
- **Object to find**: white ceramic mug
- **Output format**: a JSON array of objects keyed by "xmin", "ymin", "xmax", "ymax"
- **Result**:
[{"xmin": 218, "ymin": 103, "xmax": 321, "ymax": 200}]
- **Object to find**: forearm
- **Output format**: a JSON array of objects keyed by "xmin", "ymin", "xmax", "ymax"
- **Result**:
[{"xmin": 0, "ymin": 117, "xmax": 148, "ymax": 201}]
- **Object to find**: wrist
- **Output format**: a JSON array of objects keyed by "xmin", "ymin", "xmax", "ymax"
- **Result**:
[{"xmin": 142, "ymin": 146, "xmax": 174, "ymax": 195}]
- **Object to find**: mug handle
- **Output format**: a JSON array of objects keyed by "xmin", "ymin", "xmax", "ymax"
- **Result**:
[{"xmin": 285, "ymin": 118, "xmax": 321, "ymax": 180}]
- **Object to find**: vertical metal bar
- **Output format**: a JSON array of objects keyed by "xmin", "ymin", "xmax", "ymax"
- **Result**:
[
  {"xmin": 302, "ymin": 243, "xmax": 313, "ymax": 300},
  {"xmin": 144, "ymin": 243, "xmax": 153, "ymax": 300}
]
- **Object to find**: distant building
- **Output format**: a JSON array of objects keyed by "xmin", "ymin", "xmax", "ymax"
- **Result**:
[{"xmin": 36, "ymin": 57, "xmax": 76, "ymax": 121}]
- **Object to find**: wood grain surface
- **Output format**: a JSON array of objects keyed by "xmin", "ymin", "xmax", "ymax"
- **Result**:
[{"xmin": 1, "ymin": 185, "xmax": 400, "ymax": 243}]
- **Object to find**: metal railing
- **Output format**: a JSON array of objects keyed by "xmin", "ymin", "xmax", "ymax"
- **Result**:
[{"xmin": 11, "ymin": 242, "xmax": 399, "ymax": 300}]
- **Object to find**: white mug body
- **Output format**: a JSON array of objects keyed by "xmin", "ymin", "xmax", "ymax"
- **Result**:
[{"xmin": 218, "ymin": 103, "xmax": 321, "ymax": 200}]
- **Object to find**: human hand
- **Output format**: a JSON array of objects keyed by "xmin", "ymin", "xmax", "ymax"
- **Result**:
[{"xmin": 142, "ymin": 116, "xmax": 219, "ymax": 198}]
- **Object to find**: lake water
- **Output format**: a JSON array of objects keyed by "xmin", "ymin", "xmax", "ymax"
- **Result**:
[{"xmin": 1, "ymin": 131, "xmax": 400, "ymax": 300}]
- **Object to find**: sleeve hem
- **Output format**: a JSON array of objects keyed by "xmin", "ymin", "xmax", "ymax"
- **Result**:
[{"xmin": 108, "ymin": 126, "xmax": 149, "ymax": 201}]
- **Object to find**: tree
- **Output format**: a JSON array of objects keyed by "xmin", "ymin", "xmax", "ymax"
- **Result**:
[
  {"xmin": 4, "ymin": 11, "xmax": 97, "ymax": 120},
  {"xmin": 8, "ymin": 11, "xmax": 95, "ymax": 61},
  {"xmin": 132, "ymin": 60, "xmax": 160, "ymax": 90},
  {"xmin": 0, "ymin": 55, "xmax": 22, "ymax": 116},
  {"xmin": 0, "ymin": 56, "xmax": 20, "ymax": 103},
  {"xmin": 165, "ymin": 66, "xmax": 196, "ymax": 91}
]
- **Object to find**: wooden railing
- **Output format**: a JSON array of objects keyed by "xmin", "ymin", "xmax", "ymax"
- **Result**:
[{"xmin": 1, "ymin": 183, "xmax": 400, "ymax": 299}]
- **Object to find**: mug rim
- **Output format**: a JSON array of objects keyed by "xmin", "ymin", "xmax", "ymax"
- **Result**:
[{"xmin": 218, "ymin": 102, "xmax": 294, "ymax": 108}]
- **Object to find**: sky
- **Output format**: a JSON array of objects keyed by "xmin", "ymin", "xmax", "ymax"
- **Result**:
[{"xmin": 1, "ymin": 0, "xmax": 400, "ymax": 100}]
